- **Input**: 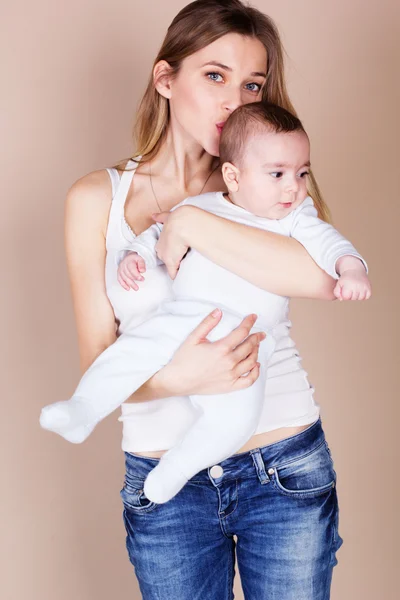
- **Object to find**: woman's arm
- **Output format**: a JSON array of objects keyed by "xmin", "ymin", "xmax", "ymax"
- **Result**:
[
  {"xmin": 65, "ymin": 171, "xmax": 264, "ymax": 404},
  {"xmin": 153, "ymin": 206, "xmax": 337, "ymax": 300},
  {"xmin": 65, "ymin": 170, "xmax": 177, "ymax": 403},
  {"xmin": 65, "ymin": 171, "xmax": 118, "ymax": 373}
]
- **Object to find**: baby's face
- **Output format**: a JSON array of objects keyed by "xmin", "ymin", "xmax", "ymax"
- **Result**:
[{"xmin": 230, "ymin": 129, "xmax": 311, "ymax": 219}]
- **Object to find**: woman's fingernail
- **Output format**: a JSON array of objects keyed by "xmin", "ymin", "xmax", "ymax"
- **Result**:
[{"xmin": 212, "ymin": 308, "xmax": 221, "ymax": 317}]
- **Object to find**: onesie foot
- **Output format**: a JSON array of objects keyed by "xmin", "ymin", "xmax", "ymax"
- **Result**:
[
  {"xmin": 39, "ymin": 399, "xmax": 96, "ymax": 444},
  {"xmin": 143, "ymin": 455, "xmax": 189, "ymax": 504}
]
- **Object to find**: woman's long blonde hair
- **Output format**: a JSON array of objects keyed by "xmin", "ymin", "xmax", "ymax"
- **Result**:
[{"xmin": 113, "ymin": 0, "xmax": 331, "ymax": 222}]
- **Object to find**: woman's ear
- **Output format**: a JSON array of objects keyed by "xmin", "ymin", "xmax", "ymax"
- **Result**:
[
  {"xmin": 153, "ymin": 60, "xmax": 173, "ymax": 99},
  {"xmin": 221, "ymin": 162, "xmax": 240, "ymax": 193}
]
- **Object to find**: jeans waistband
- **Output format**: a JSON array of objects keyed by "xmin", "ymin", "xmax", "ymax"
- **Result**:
[{"xmin": 124, "ymin": 417, "xmax": 323, "ymax": 484}]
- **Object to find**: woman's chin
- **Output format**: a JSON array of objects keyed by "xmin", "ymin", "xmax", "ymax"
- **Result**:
[{"xmin": 206, "ymin": 141, "xmax": 220, "ymax": 158}]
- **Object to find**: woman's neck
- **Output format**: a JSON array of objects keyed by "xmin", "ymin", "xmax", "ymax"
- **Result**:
[{"xmin": 150, "ymin": 129, "xmax": 219, "ymax": 195}]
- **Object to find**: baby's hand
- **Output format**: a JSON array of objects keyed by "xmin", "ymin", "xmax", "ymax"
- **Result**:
[
  {"xmin": 334, "ymin": 269, "xmax": 372, "ymax": 301},
  {"xmin": 117, "ymin": 252, "xmax": 146, "ymax": 291}
]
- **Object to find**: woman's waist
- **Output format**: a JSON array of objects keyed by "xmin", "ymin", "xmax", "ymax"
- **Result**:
[{"xmin": 126, "ymin": 421, "xmax": 318, "ymax": 460}]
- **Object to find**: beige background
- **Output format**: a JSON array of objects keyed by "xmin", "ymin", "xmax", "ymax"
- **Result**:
[{"xmin": 1, "ymin": 1, "xmax": 398, "ymax": 598}]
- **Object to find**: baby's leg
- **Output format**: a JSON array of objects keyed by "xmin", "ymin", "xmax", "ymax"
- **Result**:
[
  {"xmin": 40, "ymin": 309, "xmax": 206, "ymax": 443},
  {"xmin": 143, "ymin": 334, "xmax": 274, "ymax": 503}
]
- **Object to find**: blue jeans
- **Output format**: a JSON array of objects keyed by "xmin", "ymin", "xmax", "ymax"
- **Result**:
[{"xmin": 120, "ymin": 417, "xmax": 343, "ymax": 599}]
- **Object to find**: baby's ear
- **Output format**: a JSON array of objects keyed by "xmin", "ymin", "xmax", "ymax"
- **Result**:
[{"xmin": 221, "ymin": 162, "xmax": 240, "ymax": 192}]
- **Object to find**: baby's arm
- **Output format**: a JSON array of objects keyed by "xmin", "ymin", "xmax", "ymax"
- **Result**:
[
  {"xmin": 116, "ymin": 223, "xmax": 164, "ymax": 291},
  {"xmin": 287, "ymin": 197, "xmax": 371, "ymax": 301},
  {"xmin": 117, "ymin": 198, "xmax": 191, "ymax": 290}
]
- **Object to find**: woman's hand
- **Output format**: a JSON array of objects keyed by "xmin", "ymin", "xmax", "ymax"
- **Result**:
[
  {"xmin": 152, "ymin": 206, "xmax": 195, "ymax": 279},
  {"xmin": 154, "ymin": 309, "xmax": 266, "ymax": 396}
]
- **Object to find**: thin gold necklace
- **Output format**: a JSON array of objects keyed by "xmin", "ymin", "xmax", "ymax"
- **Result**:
[{"xmin": 149, "ymin": 159, "xmax": 220, "ymax": 212}]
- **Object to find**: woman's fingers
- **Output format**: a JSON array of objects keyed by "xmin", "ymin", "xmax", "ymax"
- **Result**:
[
  {"xmin": 151, "ymin": 211, "xmax": 170, "ymax": 224},
  {"xmin": 185, "ymin": 308, "xmax": 223, "ymax": 344},
  {"xmin": 232, "ymin": 362, "xmax": 260, "ymax": 390},
  {"xmin": 185, "ymin": 310, "xmax": 261, "ymax": 352},
  {"xmin": 164, "ymin": 261, "xmax": 181, "ymax": 280},
  {"xmin": 232, "ymin": 348, "xmax": 259, "ymax": 379},
  {"xmin": 218, "ymin": 314, "xmax": 258, "ymax": 351},
  {"xmin": 231, "ymin": 332, "xmax": 265, "ymax": 363}
]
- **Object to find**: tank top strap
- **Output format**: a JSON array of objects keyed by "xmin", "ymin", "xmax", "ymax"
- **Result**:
[
  {"xmin": 105, "ymin": 156, "xmax": 141, "ymax": 250},
  {"xmin": 106, "ymin": 166, "xmax": 121, "ymax": 199}
]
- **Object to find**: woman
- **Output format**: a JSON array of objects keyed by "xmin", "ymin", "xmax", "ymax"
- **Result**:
[{"xmin": 66, "ymin": 1, "xmax": 343, "ymax": 597}]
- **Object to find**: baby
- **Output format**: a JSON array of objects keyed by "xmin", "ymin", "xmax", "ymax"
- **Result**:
[{"xmin": 40, "ymin": 102, "xmax": 370, "ymax": 504}]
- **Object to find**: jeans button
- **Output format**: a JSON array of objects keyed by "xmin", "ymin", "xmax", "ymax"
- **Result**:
[
  {"xmin": 267, "ymin": 468, "xmax": 274, "ymax": 475},
  {"xmin": 210, "ymin": 465, "xmax": 224, "ymax": 478}
]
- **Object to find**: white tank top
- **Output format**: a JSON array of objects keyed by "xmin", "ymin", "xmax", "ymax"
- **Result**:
[{"xmin": 105, "ymin": 159, "xmax": 320, "ymax": 452}]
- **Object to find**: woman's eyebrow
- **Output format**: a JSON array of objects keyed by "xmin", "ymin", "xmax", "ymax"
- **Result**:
[{"xmin": 200, "ymin": 61, "xmax": 267, "ymax": 78}]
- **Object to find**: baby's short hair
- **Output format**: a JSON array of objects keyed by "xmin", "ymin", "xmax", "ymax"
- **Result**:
[{"xmin": 219, "ymin": 102, "xmax": 306, "ymax": 167}]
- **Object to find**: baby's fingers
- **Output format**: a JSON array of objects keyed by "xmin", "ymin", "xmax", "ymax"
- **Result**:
[
  {"xmin": 333, "ymin": 283, "xmax": 343, "ymax": 301},
  {"xmin": 137, "ymin": 256, "xmax": 146, "ymax": 273},
  {"xmin": 358, "ymin": 285, "xmax": 372, "ymax": 301},
  {"xmin": 118, "ymin": 268, "xmax": 139, "ymax": 291},
  {"xmin": 341, "ymin": 286, "xmax": 354, "ymax": 301},
  {"xmin": 125, "ymin": 262, "xmax": 144, "ymax": 281},
  {"xmin": 117, "ymin": 272, "xmax": 131, "ymax": 291}
]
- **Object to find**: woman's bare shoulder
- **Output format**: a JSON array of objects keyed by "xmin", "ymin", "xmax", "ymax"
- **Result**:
[
  {"xmin": 65, "ymin": 165, "xmax": 123, "ymax": 235},
  {"xmin": 68, "ymin": 167, "xmax": 111, "ymax": 206}
]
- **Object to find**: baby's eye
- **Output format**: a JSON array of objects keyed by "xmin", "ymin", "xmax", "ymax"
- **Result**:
[
  {"xmin": 206, "ymin": 72, "xmax": 224, "ymax": 83},
  {"xmin": 270, "ymin": 172, "xmax": 283, "ymax": 178},
  {"xmin": 299, "ymin": 171, "xmax": 310, "ymax": 178},
  {"xmin": 245, "ymin": 82, "xmax": 262, "ymax": 93}
]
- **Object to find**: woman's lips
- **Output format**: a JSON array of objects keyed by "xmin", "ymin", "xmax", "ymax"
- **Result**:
[{"xmin": 216, "ymin": 122, "xmax": 226, "ymax": 134}]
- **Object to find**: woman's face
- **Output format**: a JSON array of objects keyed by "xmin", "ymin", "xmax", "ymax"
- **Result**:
[{"xmin": 166, "ymin": 33, "xmax": 268, "ymax": 157}]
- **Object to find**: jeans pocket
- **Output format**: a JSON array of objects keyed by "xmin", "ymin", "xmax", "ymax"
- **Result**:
[
  {"xmin": 120, "ymin": 472, "xmax": 158, "ymax": 513},
  {"xmin": 270, "ymin": 440, "xmax": 337, "ymax": 498}
]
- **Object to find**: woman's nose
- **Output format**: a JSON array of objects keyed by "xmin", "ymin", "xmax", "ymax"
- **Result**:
[{"xmin": 221, "ymin": 88, "xmax": 243, "ymax": 113}]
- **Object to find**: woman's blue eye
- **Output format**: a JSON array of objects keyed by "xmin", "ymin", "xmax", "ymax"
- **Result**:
[
  {"xmin": 207, "ymin": 72, "xmax": 223, "ymax": 82},
  {"xmin": 246, "ymin": 83, "xmax": 262, "ymax": 93}
]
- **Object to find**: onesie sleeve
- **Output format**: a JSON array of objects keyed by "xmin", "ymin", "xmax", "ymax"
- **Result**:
[
  {"xmin": 116, "ymin": 223, "xmax": 164, "ymax": 268},
  {"xmin": 287, "ymin": 196, "xmax": 368, "ymax": 280}
]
